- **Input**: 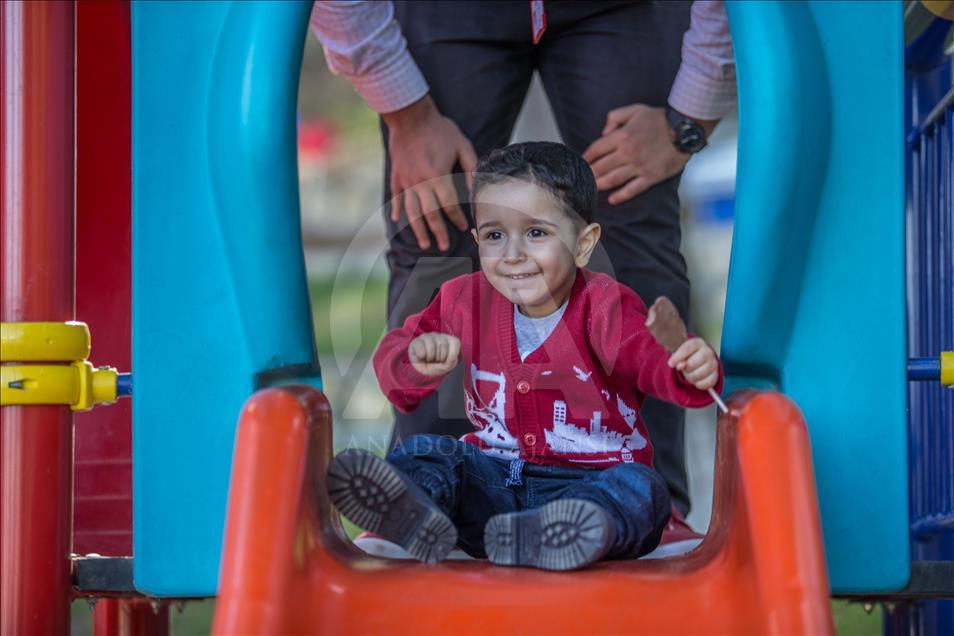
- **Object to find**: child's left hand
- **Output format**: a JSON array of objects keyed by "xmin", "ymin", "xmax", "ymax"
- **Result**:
[{"xmin": 667, "ymin": 337, "xmax": 719, "ymax": 391}]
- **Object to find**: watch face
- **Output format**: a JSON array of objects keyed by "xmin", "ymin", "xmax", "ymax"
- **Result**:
[{"xmin": 676, "ymin": 122, "xmax": 707, "ymax": 153}]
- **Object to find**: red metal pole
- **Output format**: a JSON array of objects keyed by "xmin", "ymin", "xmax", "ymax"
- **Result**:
[
  {"xmin": 93, "ymin": 599, "xmax": 171, "ymax": 636},
  {"xmin": 1, "ymin": 1, "xmax": 76, "ymax": 633}
]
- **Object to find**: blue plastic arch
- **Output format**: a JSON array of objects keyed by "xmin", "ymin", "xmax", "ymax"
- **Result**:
[
  {"xmin": 132, "ymin": 0, "xmax": 907, "ymax": 596},
  {"xmin": 132, "ymin": 0, "xmax": 318, "ymax": 595},
  {"xmin": 724, "ymin": 0, "xmax": 907, "ymax": 593}
]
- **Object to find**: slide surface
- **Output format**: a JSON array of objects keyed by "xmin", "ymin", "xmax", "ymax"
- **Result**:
[{"xmin": 213, "ymin": 387, "xmax": 833, "ymax": 635}]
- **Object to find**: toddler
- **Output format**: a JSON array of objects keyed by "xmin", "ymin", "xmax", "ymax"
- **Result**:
[{"xmin": 328, "ymin": 141, "xmax": 722, "ymax": 570}]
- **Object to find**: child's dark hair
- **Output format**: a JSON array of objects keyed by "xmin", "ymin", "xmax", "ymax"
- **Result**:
[{"xmin": 471, "ymin": 141, "xmax": 597, "ymax": 226}]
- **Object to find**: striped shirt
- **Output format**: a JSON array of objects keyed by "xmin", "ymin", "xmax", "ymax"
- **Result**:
[{"xmin": 310, "ymin": 1, "xmax": 737, "ymax": 120}]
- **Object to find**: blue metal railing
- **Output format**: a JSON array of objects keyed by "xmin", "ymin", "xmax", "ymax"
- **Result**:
[
  {"xmin": 907, "ymin": 356, "xmax": 943, "ymax": 381},
  {"xmin": 907, "ymin": 79, "xmax": 953, "ymax": 541},
  {"xmin": 895, "ymin": 5, "xmax": 954, "ymax": 634}
]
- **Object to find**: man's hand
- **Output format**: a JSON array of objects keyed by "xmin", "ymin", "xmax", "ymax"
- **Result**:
[
  {"xmin": 408, "ymin": 332, "xmax": 461, "ymax": 377},
  {"xmin": 668, "ymin": 337, "xmax": 719, "ymax": 391},
  {"xmin": 383, "ymin": 95, "xmax": 478, "ymax": 252},
  {"xmin": 583, "ymin": 104, "xmax": 713, "ymax": 206}
]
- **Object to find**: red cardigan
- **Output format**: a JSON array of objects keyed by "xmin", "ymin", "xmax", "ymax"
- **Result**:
[{"xmin": 373, "ymin": 269, "xmax": 723, "ymax": 469}]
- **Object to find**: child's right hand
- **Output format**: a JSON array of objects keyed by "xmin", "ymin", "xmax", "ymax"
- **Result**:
[
  {"xmin": 668, "ymin": 337, "xmax": 719, "ymax": 391},
  {"xmin": 409, "ymin": 332, "xmax": 461, "ymax": 376}
]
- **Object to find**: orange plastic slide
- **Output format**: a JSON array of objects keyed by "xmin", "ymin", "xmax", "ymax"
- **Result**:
[{"xmin": 212, "ymin": 386, "xmax": 833, "ymax": 635}]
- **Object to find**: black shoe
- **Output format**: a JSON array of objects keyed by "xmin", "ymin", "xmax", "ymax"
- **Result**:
[
  {"xmin": 327, "ymin": 449, "xmax": 457, "ymax": 564},
  {"xmin": 483, "ymin": 499, "xmax": 616, "ymax": 571}
]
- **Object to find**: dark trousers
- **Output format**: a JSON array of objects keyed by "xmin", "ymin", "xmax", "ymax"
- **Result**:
[
  {"xmin": 389, "ymin": 435, "xmax": 671, "ymax": 559},
  {"xmin": 383, "ymin": 1, "xmax": 693, "ymax": 514}
]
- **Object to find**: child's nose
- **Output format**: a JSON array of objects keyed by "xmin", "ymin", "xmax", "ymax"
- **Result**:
[{"xmin": 503, "ymin": 237, "xmax": 525, "ymax": 261}]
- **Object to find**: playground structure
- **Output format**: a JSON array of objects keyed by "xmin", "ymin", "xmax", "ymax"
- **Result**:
[{"xmin": 0, "ymin": 0, "xmax": 951, "ymax": 634}]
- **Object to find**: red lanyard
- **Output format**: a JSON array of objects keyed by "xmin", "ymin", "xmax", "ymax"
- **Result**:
[{"xmin": 531, "ymin": 0, "xmax": 547, "ymax": 44}]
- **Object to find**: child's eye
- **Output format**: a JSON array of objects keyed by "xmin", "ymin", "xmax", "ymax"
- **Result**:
[
  {"xmin": 484, "ymin": 230, "xmax": 503, "ymax": 241},
  {"xmin": 527, "ymin": 228, "xmax": 547, "ymax": 239}
]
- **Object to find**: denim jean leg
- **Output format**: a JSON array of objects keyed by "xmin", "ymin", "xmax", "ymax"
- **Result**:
[
  {"xmin": 451, "ymin": 447, "xmax": 523, "ymax": 557},
  {"xmin": 561, "ymin": 463, "xmax": 672, "ymax": 559},
  {"xmin": 386, "ymin": 434, "xmax": 465, "ymax": 516},
  {"xmin": 386, "ymin": 435, "xmax": 522, "ymax": 558}
]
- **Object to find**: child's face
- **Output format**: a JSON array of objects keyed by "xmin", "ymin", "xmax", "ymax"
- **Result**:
[{"xmin": 472, "ymin": 178, "xmax": 600, "ymax": 317}]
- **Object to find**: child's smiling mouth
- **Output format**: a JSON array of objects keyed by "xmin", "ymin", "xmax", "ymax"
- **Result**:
[{"xmin": 503, "ymin": 273, "xmax": 540, "ymax": 280}]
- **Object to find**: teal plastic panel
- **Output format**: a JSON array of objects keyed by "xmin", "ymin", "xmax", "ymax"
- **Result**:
[
  {"xmin": 131, "ymin": 1, "xmax": 318, "ymax": 596},
  {"xmin": 724, "ymin": 1, "xmax": 908, "ymax": 593}
]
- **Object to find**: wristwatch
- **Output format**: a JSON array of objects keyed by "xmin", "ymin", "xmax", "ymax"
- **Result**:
[{"xmin": 666, "ymin": 107, "xmax": 708, "ymax": 154}]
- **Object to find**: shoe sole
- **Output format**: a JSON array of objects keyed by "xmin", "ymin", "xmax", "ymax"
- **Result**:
[
  {"xmin": 327, "ymin": 449, "xmax": 457, "ymax": 564},
  {"xmin": 484, "ymin": 499, "xmax": 614, "ymax": 571}
]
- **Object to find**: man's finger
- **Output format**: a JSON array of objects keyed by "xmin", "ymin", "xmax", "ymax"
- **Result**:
[
  {"xmin": 404, "ymin": 190, "xmax": 431, "ymax": 250},
  {"xmin": 608, "ymin": 175, "xmax": 653, "ymax": 205},
  {"xmin": 595, "ymin": 164, "xmax": 639, "ymax": 191},
  {"xmin": 390, "ymin": 179, "xmax": 404, "ymax": 223},
  {"xmin": 458, "ymin": 138, "xmax": 478, "ymax": 191},
  {"xmin": 418, "ymin": 187, "xmax": 450, "ymax": 251},
  {"xmin": 589, "ymin": 149, "xmax": 629, "ymax": 180},
  {"xmin": 582, "ymin": 134, "xmax": 616, "ymax": 164},
  {"xmin": 602, "ymin": 104, "xmax": 640, "ymax": 135},
  {"xmin": 601, "ymin": 109, "xmax": 624, "ymax": 136},
  {"xmin": 435, "ymin": 178, "xmax": 469, "ymax": 231},
  {"xmin": 437, "ymin": 336, "xmax": 447, "ymax": 362}
]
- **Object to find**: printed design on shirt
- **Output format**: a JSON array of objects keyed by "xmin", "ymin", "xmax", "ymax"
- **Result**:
[
  {"xmin": 545, "ymin": 399, "xmax": 646, "ymax": 456},
  {"xmin": 465, "ymin": 364, "xmax": 518, "ymax": 451},
  {"xmin": 542, "ymin": 370, "xmax": 553, "ymax": 376},
  {"xmin": 544, "ymin": 395, "xmax": 646, "ymax": 462},
  {"xmin": 572, "ymin": 365, "xmax": 592, "ymax": 382},
  {"xmin": 616, "ymin": 394, "xmax": 647, "ymax": 450}
]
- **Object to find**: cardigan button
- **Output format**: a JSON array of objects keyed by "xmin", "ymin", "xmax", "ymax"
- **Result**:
[
  {"xmin": 523, "ymin": 433, "xmax": 537, "ymax": 446},
  {"xmin": 517, "ymin": 380, "xmax": 531, "ymax": 394}
]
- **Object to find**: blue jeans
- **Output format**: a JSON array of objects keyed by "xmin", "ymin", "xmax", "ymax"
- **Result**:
[{"xmin": 387, "ymin": 435, "xmax": 671, "ymax": 560}]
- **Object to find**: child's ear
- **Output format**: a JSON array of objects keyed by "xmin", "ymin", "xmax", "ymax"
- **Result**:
[
  {"xmin": 575, "ymin": 222, "xmax": 602, "ymax": 267},
  {"xmin": 471, "ymin": 228, "xmax": 479, "ymax": 244}
]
